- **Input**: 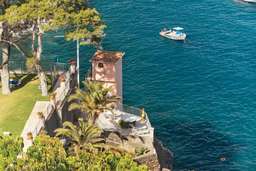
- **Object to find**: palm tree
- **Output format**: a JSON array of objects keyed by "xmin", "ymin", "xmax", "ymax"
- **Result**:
[
  {"xmin": 55, "ymin": 118, "xmax": 103, "ymax": 155},
  {"xmin": 69, "ymin": 81, "xmax": 118, "ymax": 123}
]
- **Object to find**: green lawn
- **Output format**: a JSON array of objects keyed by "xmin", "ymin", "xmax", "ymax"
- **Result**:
[{"xmin": 0, "ymin": 79, "xmax": 48, "ymax": 135}]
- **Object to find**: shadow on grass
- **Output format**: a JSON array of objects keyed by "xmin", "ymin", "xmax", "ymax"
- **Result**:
[
  {"xmin": 11, "ymin": 73, "xmax": 55, "ymax": 93},
  {"xmin": 155, "ymin": 120, "xmax": 240, "ymax": 171},
  {"xmin": 11, "ymin": 73, "xmax": 37, "ymax": 92}
]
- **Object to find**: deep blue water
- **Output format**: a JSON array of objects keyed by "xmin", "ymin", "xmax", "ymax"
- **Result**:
[{"xmin": 43, "ymin": 0, "xmax": 256, "ymax": 170}]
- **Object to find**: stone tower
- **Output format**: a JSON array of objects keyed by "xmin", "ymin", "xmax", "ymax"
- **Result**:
[{"xmin": 89, "ymin": 50, "xmax": 125, "ymax": 104}]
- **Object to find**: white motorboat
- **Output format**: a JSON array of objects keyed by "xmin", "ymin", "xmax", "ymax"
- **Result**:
[
  {"xmin": 241, "ymin": 0, "xmax": 256, "ymax": 3},
  {"xmin": 160, "ymin": 27, "xmax": 186, "ymax": 41}
]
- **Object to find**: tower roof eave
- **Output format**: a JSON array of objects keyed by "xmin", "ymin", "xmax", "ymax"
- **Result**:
[{"xmin": 92, "ymin": 50, "xmax": 125, "ymax": 63}]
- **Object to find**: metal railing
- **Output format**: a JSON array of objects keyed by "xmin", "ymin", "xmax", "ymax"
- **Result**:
[
  {"xmin": 123, "ymin": 104, "xmax": 152, "ymax": 125},
  {"xmin": 121, "ymin": 104, "xmax": 142, "ymax": 116},
  {"xmin": 41, "ymin": 61, "xmax": 69, "ymax": 73},
  {"xmin": 120, "ymin": 104, "xmax": 154, "ymax": 138},
  {"xmin": 9, "ymin": 60, "xmax": 26, "ymax": 73},
  {"xmin": 7, "ymin": 60, "xmax": 68, "ymax": 74}
]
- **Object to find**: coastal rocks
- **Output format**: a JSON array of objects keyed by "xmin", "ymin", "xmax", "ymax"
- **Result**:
[
  {"xmin": 134, "ymin": 153, "xmax": 160, "ymax": 171},
  {"xmin": 154, "ymin": 138, "xmax": 173, "ymax": 171},
  {"xmin": 134, "ymin": 138, "xmax": 174, "ymax": 171},
  {"xmin": 102, "ymin": 132, "xmax": 173, "ymax": 171}
]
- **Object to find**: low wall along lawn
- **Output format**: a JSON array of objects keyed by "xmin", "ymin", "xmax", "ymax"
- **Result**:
[{"xmin": 0, "ymin": 79, "xmax": 48, "ymax": 135}]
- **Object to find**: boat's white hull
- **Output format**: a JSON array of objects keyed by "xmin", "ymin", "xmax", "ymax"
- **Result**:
[
  {"xmin": 160, "ymin": 31, "xmax": 186, "ymax": 41},
  {"xmin": 241, "ymin": 0, "xmax": 256, "ymax": 3}
]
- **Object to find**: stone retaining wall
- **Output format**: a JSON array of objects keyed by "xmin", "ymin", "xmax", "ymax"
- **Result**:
[
  {"xmin": 21, "ymin": 71, "xmax": 73, "ymax": 151},
  {"xmin": 134, "ymin": 153, "xmax": 160, "ymax": 171}
]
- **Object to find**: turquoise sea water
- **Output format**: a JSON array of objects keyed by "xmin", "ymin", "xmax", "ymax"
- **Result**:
[{"xmin": 42, "ymin": 0, "xmax": 256, "ymax": 170}]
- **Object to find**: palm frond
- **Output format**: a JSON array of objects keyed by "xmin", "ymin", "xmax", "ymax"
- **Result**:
[
  {"xmin": 68, "ymin": 103, "xmax": 81, "ymax": 112},
  {"xmin": 69, "ymin": 80, "xmax": 117, "ymax": 122}
]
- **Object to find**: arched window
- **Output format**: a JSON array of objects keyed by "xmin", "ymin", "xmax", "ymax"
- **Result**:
[{"xmin": 98, "ymin": 63, "xmax": 104, "ymax": 68}]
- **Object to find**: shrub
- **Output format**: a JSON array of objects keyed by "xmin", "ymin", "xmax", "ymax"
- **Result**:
[
  {"xmin": 0, "ymin": 134, "xmax": 23, "ymax": 170},
  {"xmin": 0, "ymin": 134, "xmax": 148, "ymax": 171}
]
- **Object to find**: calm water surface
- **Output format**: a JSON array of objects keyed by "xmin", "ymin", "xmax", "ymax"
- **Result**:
[{"xmin": 42, "ymin": 0, "xmax": 256, "ymax": 170}]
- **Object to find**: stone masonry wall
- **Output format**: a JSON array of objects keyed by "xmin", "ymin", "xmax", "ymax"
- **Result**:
[{"xmin": 134, "ymin": 153, "xmax": 160, "ymax": 171}]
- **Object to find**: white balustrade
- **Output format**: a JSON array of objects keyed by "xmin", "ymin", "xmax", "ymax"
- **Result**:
[{"xmin": 21, "ymin": 71, "xmax": 73, "ymax": 151}]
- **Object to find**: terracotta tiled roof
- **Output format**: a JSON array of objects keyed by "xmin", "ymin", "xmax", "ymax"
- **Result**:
[{"xmin": 92, "ymin": 50, "xmax": 124, "ymax": 63}]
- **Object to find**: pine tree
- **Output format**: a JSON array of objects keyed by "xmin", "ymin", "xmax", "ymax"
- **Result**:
[
  {"xmin": 0, "ymin": 0, "xmax": 26, "ymax": 95},
  {"xmin": 2, "ymin": 0, "xmax": 105, "ymax": 96}
]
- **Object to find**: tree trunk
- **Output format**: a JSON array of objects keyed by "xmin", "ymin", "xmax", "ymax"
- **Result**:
[
  {"xmin": 37, "ymin": 32, "xmax": 42, "ymax": 60},
  {"xmin": 36, "ymin": 32, "xmax": 48, "ymax": 96},
  {"xmin": 32, "ymin": 31, "xmax": 35, "ymax": 52},
  {"xmin": 1, "ymin": 43, "xmax": 11, "ymax": 95},
  {"xmin": 39, "ymin": 71, "xmax": 48, "ymax": 96}
]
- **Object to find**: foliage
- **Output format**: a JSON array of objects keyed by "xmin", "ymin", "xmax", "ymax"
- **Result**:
[
  {"xmin": 0, "ymin": 134, "xmax": 148, "ymax": 171},
  {"xmin": 1, "ymin": 0, "xmax": 106, "ymax": 96},
  {"xmin": 69, "ymin": 81, "xmax": 118, "ymax": 122},
  {"xmin": 116, "ymin": 155, "xmax": 148, "ymax": 171},
  {"xmin": 66, "ymin": 151, "xmax": 147, "ymax": 171},
  {"xmin": 1, "ymin": 0, "xmax": 105, "ymax": 44},
  {"xmin": 135, "ymin": 147, "xmax": 150, "ymax": 157},
  {"xmin": 0, "ymin": 0, "xmax": 29, "ymax": 95},
  {"xmin": 0, "ymin": 0, "xmax": 24, "ymax": 9},
  {"xmin": 7, "ymin": 134, "xmax": 68, "ymax": 171},
  {"xmin": 55, "ymin": 118, "xmax": 103, "ymax": 155},
  {"xmin": 0, "ymin": 135, "xmax": 23, "ymax": 170},
  {"xmin": 22, "ymin": 134, "xmax": 68, "ymax": 171},
  {"xmin": 26, "ymin": 56, "xmax": 36, "ymax": 71},
  {"xmin": 61, "ymin": 8, "xmax": 106, "ymax": 43}
]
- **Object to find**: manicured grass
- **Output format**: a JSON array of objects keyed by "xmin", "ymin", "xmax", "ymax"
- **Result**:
[{"xmin": 0, "ymin": 79, "xmax": 48, "ymax": 135}]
